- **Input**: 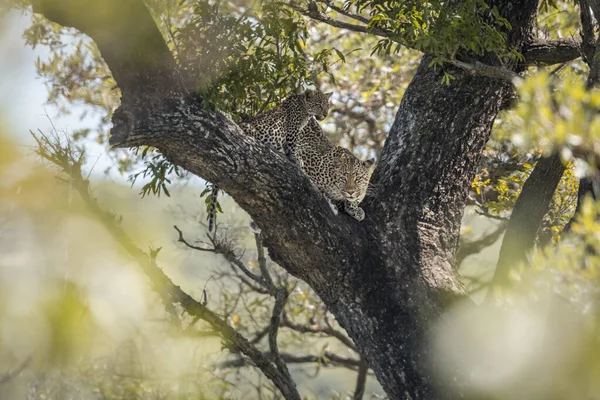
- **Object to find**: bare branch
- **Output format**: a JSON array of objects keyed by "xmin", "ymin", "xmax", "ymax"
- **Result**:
[
  {"xmin": 220, "ymin": 351, "xmax": 362, "ymax": 369},
  {"xmin": 473, "ymin": 206, "xmax": 510, "ymax": 221},
  {"xmin": 332, "ymin": 107, "xmax": 377, "ymax": 137},
  {"xmin": 234, "ymin": 271, "xmax": 271, "ymax": 294},
  {"xmin": 173, "ymin": 225, "xmax": 215, "ymax": 252},
  {"xmin": 269, "ymin": 287, "xmax": 291, "ymax": 375},
  {"xmin": 250, "ymin": 326, "xmax": 271, "ymax": 345},
  {"xmin": 175, "ymin": 225, "xmax": 266, "ymax": 286},
  {"xmin": 281, "ymin": 312, "xmax": 357, "ymax": 352},
  {"xmin": 353, "ymin": 357, "xmax": 369, "ymax": 400},
  {"xmin": 253, "ymin": 232, "xmax": 294, "ymax": 381},
  {"xmin": 456, "ymin": 222, "xmax": 508, "ymax": 266},
  {"xmin": 255, "ymin": 233, "xmax": 278, "ymax": 294}
]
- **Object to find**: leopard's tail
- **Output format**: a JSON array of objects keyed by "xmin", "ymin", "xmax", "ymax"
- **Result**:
[{"xmin": 207, "ymin": 185, "xmax": 220, "ymax": 232}]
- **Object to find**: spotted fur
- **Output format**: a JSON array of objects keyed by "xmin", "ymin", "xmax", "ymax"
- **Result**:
[
  {"xmin": 294, "ymin": 118, "xmax": 375, "ymax": 221},
  {"xmin": 240, "ymin": 89, "xmax": 332, "ymax": 159},
  {"xmin": 207, "ymin": 185, "xmax": 219, "ymax": 232},
  {"xmin": 208, "ymin": 90, "xmax": 331, "ymax": 232}
]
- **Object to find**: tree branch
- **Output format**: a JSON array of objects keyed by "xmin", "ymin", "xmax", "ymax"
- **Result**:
[
  {"xmin": 523, "ymin": 38, "xmax": 583, "ymax": 66},
  {"xmin": 220, "ymin": 351, "xmax": 362, "ymax": 369},
  {"xmin": 290, "ymin": 2, "xmax": 521, "ymax": 82},
  {"xmin": 176, "ymin": 223, "xmax": 297, "ymax": 384},
  {"xmin": 253, "ymin": 232, "xmax": 294, "ymax": 381},
  {"xmin": 353, "ymin": 356, "xmax": 369, "ymax": 400},
  {"xmin": 488, "ymin": 154, "xmax": 565, "ymax": 294},
  {"xmin": 32, "ymin": 132, "xmax": 302, "ymax": 400},
  {"xmin": 563, "ymin": 168, "xmax": 600, "ymax": 233},
  {"xmin": 456, "ymin": 222, "xmax": 508, "ymax": 266},
  {"xmin": 281, "ymin": 312, "xmax": 357, "ymax": 351},
  {"xmin": 289, "ymin": 2, "xmax": 580, "ymax": 80},
  {"xmin": 310, "ymin": 0, "xmax": 581, "ymax": 70},
  {"xmin": 174, "ymin": 225, "xmax": 266, "ymax": 285},
  {"xmin": 448, "ymin": 59, "xmax": 520, "ymax": 82}
]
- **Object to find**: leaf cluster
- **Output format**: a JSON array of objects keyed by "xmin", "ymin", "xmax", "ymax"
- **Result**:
[
  {"xmin": 346, "ymin": 0, "xmax": 514, "ymax": 60},
  {"xmin": 176, "ymin": 0, "xmax": 337, "ymax": 116},
  {"xmin": 128, "ymin": 147, "xmax": 183, "ymax": 197}
]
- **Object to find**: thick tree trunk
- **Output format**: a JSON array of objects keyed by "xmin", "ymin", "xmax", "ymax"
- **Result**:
[{"xmin": 30, "ymin": 0, "xmax": 538, "ymax": 398}]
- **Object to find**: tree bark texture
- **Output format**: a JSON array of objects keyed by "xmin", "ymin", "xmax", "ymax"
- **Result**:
[
  {"xmin": 489, "ymin": 154, "xmax": 566, "ymax": 291},
  {"xmin": 30, "ymin": 0, "xmax": 540, "ymax": 398}
]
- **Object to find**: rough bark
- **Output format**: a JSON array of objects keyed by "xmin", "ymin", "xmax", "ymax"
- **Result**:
[
  {"xmin": 489, "ymin": 154, "xmax": 566, "ymax": 291},
  {"xmin": 523, "ymin": 38, "xmax": 582, "ymax": 66},
  {"xmin": 30, "ymin": 0, "xmax": 540, "ymax": 398}
]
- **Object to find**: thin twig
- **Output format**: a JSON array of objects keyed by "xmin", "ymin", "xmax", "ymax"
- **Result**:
[
  {"xmin": 456, "ymin": 222, "xmax": 508, "ymax": 266},
  {"xmin": 175, "ymin": 225, "xmax": 265, "ymax": 285},
  {"xmin": 254, "ymin": 232, "xmax": 293, "ymax": 379},
  {"xmin": 281, "ymin": 312, "xmax": 357, "ymax": 351}
]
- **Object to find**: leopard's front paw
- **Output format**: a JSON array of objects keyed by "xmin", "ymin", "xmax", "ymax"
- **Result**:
[
  {"xmin": 344, "ymin": 202, "xmax": 365, "ymax": 221},
  {"xmin": 351, "ymin": 207, "xmax": 365, "ymax": 221}
]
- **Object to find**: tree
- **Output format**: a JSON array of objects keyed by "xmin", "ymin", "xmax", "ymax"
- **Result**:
[{"xmin": 4, "ymin": 0, "xmax": 600, "ymax": 398}]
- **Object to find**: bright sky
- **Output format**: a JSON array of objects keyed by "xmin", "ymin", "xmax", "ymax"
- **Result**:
[{"xmin": 0, "ymin": 10, "xmax": 118, "ymax": 179}]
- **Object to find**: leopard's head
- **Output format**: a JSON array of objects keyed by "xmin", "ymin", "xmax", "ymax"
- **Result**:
[
  {"xmin": 304, "ymin": 89, "xmax": 332, "ymax": 121},
  {"xmin": 337, "ymin": 149, "xmax": 375, "ymax": 203}
]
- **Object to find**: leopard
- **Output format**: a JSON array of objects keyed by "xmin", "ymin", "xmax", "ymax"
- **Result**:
[
  {"xmin": 240, "ymin": 88, "xmax": 333, "ymax": 158},
  {"xmin": 207, "ymin": 89, "xmax": 332, "ymax": 232},
  {"xmin": 294, "ymin": 117, "xmax": 375, "ymax": 221}
]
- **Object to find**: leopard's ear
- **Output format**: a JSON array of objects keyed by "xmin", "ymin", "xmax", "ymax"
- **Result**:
[
  {"xmin": 333, "ymin": 158, "xmax": 343, "ymax": 169},
  {"xmin": 325, "ymin": 92, "xmax": 333, "ymax": 99},
  {"xmin": 304, "ymin": 89, "xmax": 314, "ymax": 99},
  {"xmin": 364, "ymin": 158, "xmax": 375, "ymax": 168}
]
